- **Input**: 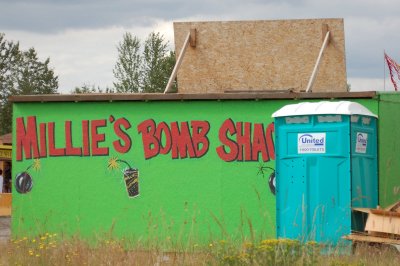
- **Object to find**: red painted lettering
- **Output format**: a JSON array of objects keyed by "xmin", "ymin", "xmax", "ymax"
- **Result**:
[
  {"xmin": 137, "ymin": 119, "xmax": 159, "ymax": 159},
  {"xmin": 252, "ymin": 123, "xmax": 269, "ymax": 161},
  {"xmin": 16, "ymin": 116, "xmax": 40, "ymax": 161},
  {"xmin": 113, "ymin": 117, "xmax": 132, "ymax": 154},
  {"xmin": 171, "ymin": 122, "xmax": 196, "ymax": 159},
  {"xmin": 65, "ymin": 121, "xmax": 82, "ymax": 156},
  {"xmin": 48, "ymin": 122, "xmax": 66, "ymax": 156},
  {"xmin": 155, "ymin": 122, "xmax": 171, "ymax": 154},
  {"xmin": 236, "ymin": 122, "xmax": 252, "ymax": 161},
  {"xmin": 216, "ymin": 119, "xmax": 238, "ymax": 162},
  {"xmin": 266, "ymin": 122, "xmax": 275, "ymax": 160},
  {"xmin": 39, "ymin": 123, "xmax": 47, "ymax": 158},
  {"xmin": 191, "ymin": 121, "xmax": 210, "ymax": 158},
  {"xmin": 91, "ymin": 119, "xmax": 109, "ymax": 156},
  {"xmin": 217, "ymin": 119, "xmax": 275, "ymax": 162},
  {"xmin": 82, "ymin": 120, "xmax": 90, "ymax": 156}
]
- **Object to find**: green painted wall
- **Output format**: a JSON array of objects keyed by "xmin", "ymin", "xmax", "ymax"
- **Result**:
[
  {"xmin": 378, "ymin": 93, "xmax": 400, "ymax": 207},
  {"xmin": 11, "ymin": 98, "xmax": 379, "ymax": 243}
]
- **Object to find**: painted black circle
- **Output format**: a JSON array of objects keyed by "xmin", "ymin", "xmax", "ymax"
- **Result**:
[{"xmin": 15, "ymin": 172, "xmax": 33, "ymax": 194}]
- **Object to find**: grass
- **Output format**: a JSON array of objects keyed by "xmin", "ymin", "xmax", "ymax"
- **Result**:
[
  {"xmin": 4, "ymin": 188, "xmax": 400, "ymax": 265},
  {"xmin": 1, "ymin": 234, "xmax": 400, "ymax": 266},
  {"xmin": 0, "ymin": 233, "xmax": 209, "ymax": 266}
]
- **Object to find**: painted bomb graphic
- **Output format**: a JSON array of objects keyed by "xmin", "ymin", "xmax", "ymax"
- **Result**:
[
  {"xmin": 15, "ymin": 159, "xmax": 41, "ymax": 194},
  {"xmin": 268, "ymin": 171, "xmax": 276, "ymax": 195},
  {"xmin": 15, "ymin": 171, "xmax": 33, "ymax": 194},
  {"xmin": 108, "ymin": 157, "xmax": 139, "ymax": 198},
  {"xmin": 257, "ymin": 164, "xmax": 276, "ymax": 195}
]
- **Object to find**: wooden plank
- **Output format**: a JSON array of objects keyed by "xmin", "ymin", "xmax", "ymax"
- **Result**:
[
  {"xmin": 322, "ymin": 24, "xmax": 329, "ymax": 42},
  {"xmin": 9, "ymin": 91, "xmax": 377, "ymax": 103},
  {"xmin": 370, "ymin": 209, "xmax": 400, "ymax": 218},
  {"xmin": 306, "ymin": 31, "xmax": 330, "ymax": 92},
  {"xmin": 224, "ymin": 89, "xmax": 294, "ymax": 93},
  {"xmin": 352, "ymin": 207, "xmax": 372, "ymax": 213},
  {"xmin": 343, "ymin": 233, "xmax": 400, "ymax": 245},
  {"xmin": 164, "ymin": 32, "xmax": 191, "ymax": 94},
  {"xmin": 190, "ymin": 28, "xmax": 196, "ymax": 47},
  {"xmin": 368, "ymin": 231, "xmax": 400, "ymax": 239},
  {"xmin": 365, "ymin": 213, "xmax": 400, "ymax": 235}
]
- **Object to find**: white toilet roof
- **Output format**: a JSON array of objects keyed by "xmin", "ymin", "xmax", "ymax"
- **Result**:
[{"xmin": 272, "ymin": 101, "xmax": 378, "ymax": 118}]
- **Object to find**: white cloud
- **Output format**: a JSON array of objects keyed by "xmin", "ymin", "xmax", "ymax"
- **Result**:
[
  {"xmin": 153, "ymin": 20, "xmax": 175, "ymax": 48},
  {"xmin": 345, "ymin": 16, "xmax": 400, "ymax": 78},
  {"xmin": 348, "ymin": 77, "xmax": 397, "ymax": 92}
]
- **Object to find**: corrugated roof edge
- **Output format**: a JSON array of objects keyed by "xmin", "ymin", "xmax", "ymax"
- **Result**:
[{"xmin": 9, "ymin": 91, "xmax": 377, "ymax": 103}]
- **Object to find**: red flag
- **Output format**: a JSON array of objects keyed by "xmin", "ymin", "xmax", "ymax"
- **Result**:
[{"xmin": 385, "ymin": 53, "xmax": 400, "ymax": 91}]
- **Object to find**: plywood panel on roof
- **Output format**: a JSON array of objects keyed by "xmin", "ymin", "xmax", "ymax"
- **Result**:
[{"xmin": 173, "ymin": 19, "xmax": 347, "ymax": 93}]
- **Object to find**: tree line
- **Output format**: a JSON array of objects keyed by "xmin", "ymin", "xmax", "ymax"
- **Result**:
[{"xmin": 0, "ymin": 32, "xmax": 176, "ymax": 134}]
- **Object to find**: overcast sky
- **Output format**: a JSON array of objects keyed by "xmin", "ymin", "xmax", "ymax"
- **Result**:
[{"xmin": 1, "ymin": 0, "xmax": 399, "ymax": 93}]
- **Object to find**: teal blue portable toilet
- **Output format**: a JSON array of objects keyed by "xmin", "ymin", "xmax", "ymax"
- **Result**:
[{"xmin": 272, "ymin": 101, "xmax": 378, "ymax": 245}]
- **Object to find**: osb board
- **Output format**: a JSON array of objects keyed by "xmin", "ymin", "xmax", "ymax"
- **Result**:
[
  {"xmin": 174, "ymin": 19, "xmax": 347, "ymax": 93},
  {"xmin": 343, "ymin": 234, "xmax": 400, "ymax": 245}
]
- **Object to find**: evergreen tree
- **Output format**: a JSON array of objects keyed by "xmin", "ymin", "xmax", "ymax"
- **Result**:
[
  {"xmin": 113, "ymin": 33, "xmax": 142, "ymax": 93},
  {"xmin": 142, "ymin": 32, "xmax": 175, "ymax": 93},
  {"xmin": 113, "ymin": 32, "xmax": 176, "ymax": 93},
  {"xmin": 0, "ymin": 33, "xmax": 58, "ymax": 135}
]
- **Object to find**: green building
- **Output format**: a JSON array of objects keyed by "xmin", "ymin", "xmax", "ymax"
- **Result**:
[{"xmin": 10, "ymin": 92, "xmax": 400, "ymax": 244}]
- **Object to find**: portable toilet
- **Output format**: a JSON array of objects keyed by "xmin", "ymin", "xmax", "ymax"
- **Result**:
[{"xmin": 272, "ymin": 101, "xmax": 378, "ymax": 245}]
